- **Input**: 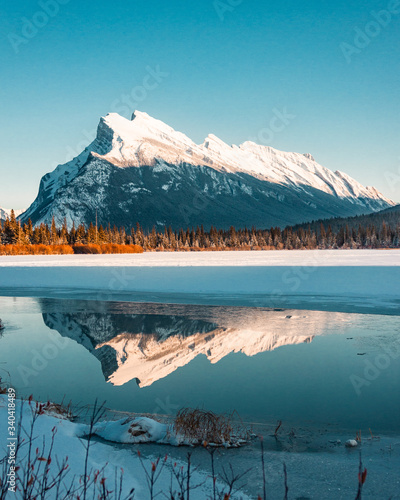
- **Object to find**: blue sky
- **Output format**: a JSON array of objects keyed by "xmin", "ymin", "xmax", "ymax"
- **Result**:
[{"xmin": 1, "ymin": 0, "xmax": 399, "ymax": 209}]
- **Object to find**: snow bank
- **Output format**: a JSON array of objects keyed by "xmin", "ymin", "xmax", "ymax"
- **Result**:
[
  {"xmin": 88, "ymin": 415, "xmax": 247, "ymax": 447},
  {"xmin": 91, "ymin": 417, "xmax": 169, "ymax": 445},
  {"xmin": 0, "ymin": 396, "xmax": 249, "ymax": 499}
]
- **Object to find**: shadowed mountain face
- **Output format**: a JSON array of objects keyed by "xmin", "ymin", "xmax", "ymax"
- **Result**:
[
  {"xmin": 21, "ymin": 111, "xmax": 393, "ymax": 230},
  {"xmin": 41, "ymin": 300, "xmax": 354, "ymax": 388}
]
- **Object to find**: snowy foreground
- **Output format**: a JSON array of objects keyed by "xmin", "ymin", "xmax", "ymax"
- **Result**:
[
  {"xmin": 0, "ymin": 395, "xmax": 250, "ymax": 499},
  {"xmin": 1, "ymin": 396, "xmax": 400, "ymax": 499},
  {"xmin": 0, "ymin": 250, "xmax": 399, "ymax": 314}
]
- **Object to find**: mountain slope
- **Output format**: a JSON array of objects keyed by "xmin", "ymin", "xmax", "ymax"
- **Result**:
[
  {"xmin": 20, "ymin": 111, "xmax": 394, "ymax": 230},
  {"xmin": 292, "ymin": 203, "xmax": 400, "ymax": 233},
  {"xmin": 380, "ymin": 203, "xmax": 400, "ymax": 214}
]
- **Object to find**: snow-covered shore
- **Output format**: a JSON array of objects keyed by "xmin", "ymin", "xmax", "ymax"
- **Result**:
[
  {"xmin": 1, "ymin": 395, "xmax": 399, "ymax": 499},
  {"xmin": 1, "ymin": 249, "xmax": 399, "ymax": 267},
  {"xmin": 0, "ymin": 395, "xmax": 250, "ymax": 499},
  {"xmin": 0, "ymin": 250, "xmax": 399, "ymax": 314}
]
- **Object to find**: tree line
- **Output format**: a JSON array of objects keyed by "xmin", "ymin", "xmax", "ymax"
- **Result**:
[{"xmin": 1, "ymin": 209, "xmax": 399, "ymax": 251}]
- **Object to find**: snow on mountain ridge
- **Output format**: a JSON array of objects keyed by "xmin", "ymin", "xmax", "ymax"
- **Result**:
[
  {"xmin": 19, "ymin": 110, "xmax": 394, "ymax": 229},
  {"xmin": 0, "ymin": 207, "xmax": 25, "ymax": 220},
  {"xmin": 98, "ymin": 327, "xmax": 315, "ymax": 388},
  {"xmin": 93, "ymin": 111, "xmax": 392, "ymax": 204},
  {"xmin": 43, "ymin": 306, "xmax": 354, "ymax": 388},
  {"xmin": 34, "ymin": 110, "xmax": 394, "ymax": 204}
]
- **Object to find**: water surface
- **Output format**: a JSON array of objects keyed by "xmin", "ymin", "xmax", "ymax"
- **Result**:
[{"xmin": 0, "ymin": 296, "xmax": 399, "ymax": 433}]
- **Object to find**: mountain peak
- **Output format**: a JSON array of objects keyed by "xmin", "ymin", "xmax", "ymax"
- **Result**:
[
  {"xmin": 101, "ymin": 110, "xmax": 195, "ymax": 146},
  {"xmin": 131, "ymin": 110, "xmax": 145, "ymax": 121},
  {"xmin": 100, "ymin": 111, "xmax": 176, "ymax": 140},
  {"xmin": 202, "ymin": 133, "xmax": 231, "ymax": 150},
  {"xmin": 131, "ymin": 110, "xmax": 153, "ymax": 122},
  {"xmin": 239, "ymin": 141, "xmax": 274, "ymax": 154}
]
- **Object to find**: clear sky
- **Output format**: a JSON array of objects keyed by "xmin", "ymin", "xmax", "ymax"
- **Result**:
[{"xmin": 1, "ymin": 0, "xmax": 399, "ymax": 209}]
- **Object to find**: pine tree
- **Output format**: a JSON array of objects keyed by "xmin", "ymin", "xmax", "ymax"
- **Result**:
[
  {"xmin": 60, "ymin": 218, "xmax": 69, "ymax": 244},
  {"xmin": 76, "ymin": 224, "xmax": 86, "ymax": 244},
  {"xmin": 3, "ymin": 211, "xmax": 18, "ymax": 244},
  {"xmin": 23, "ymin": 219, "xmax": 34, "ymax": 243},
  {"xmin": 87, "ymin": 223, "xmax": 97, "ymax": 243},
  {"xmin": 50, "ymin": 217, "xmax": 59, "ymax": 245}
]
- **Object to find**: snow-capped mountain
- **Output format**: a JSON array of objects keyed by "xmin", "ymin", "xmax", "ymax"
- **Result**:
[
  {"xmin": 21, "ymin": 111, "xmax": 394, "ymax": 229},
  {"xmin": 42, "ymin": 302, "xmax": 354, "ymax": 388},
  {"xmin": 0, "ymin": 207, "xmax": 25, "ymax": 221},
  {"xmin": 0, "ymin": 208, "xmax": 7, "ymax": 221}
]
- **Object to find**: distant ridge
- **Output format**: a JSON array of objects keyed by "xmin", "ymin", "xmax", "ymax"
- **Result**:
[
  {"xmin": 291, "ymin": 204, "xmax": 400, "ymax": 233},
  {"xmin": 0, "ymin": 207, "xmax": 25, "ymax": 221}
]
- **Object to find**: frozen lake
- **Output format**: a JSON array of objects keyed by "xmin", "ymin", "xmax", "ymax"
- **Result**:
[{"xmin": 1, "ymin": 250, "xmax": 399, "ymax": 315}]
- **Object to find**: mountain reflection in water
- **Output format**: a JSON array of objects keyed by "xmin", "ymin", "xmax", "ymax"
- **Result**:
[{"xmin": 41, "ymin": 300, "xmax": 352, "ymax": 387}]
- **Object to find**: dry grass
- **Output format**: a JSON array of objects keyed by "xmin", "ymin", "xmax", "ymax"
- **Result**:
[
  {"xmin": 99, "ymin": 244, "xmax": 144, "ymax": 254},
  {"xmin": 73, "ymin": 244, "xmax": 144, "ymax": 254},
  {"xmin": 173, "ymin": 408, "xmax": 246, "ymax": 446},
  {"xmin": 25, "ymin": 395, "xmax": 73, "ymax": 420},
  {"xmin": 72, "ymin": 243, "xmax": 102, "ymax": 254},
  {"xmin": 0, "ymin": 244, "xmax": 144, "ymax": 255},
  {"xmin": 38, "ymin": 401, "xmax": 73, "ymax": 420},
  {"xmin": 0, "ymin": 244, "xmax": 74, "ymax": 255}
]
